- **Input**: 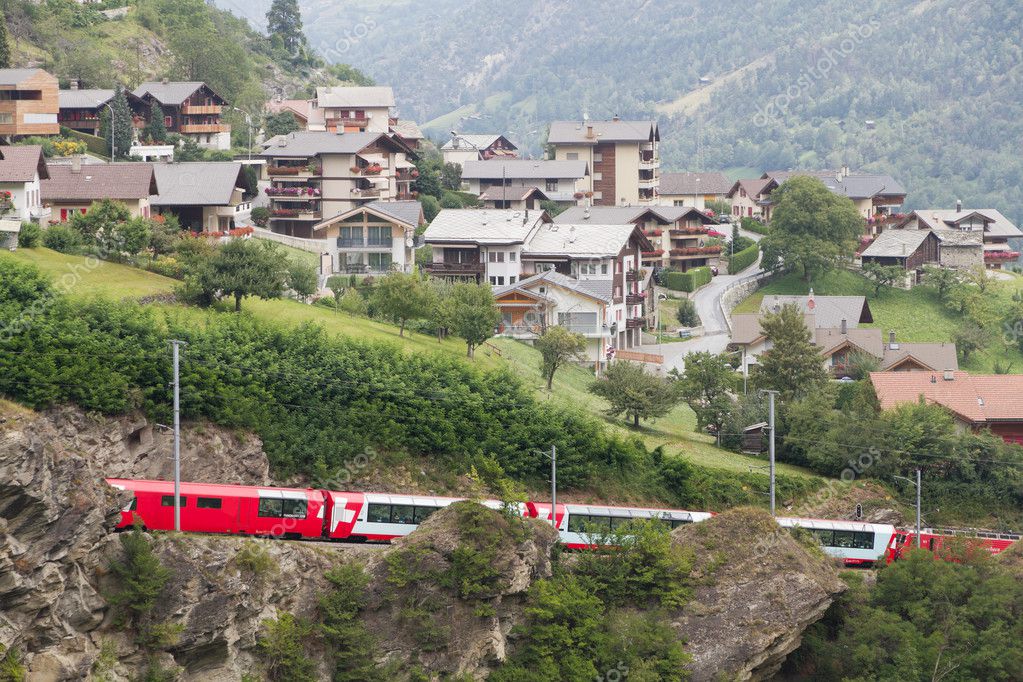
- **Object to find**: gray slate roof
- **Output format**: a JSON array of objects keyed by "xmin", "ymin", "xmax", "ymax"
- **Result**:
[
  {"xmin": 882, "ymin": 342, "xmax": 959, "ymax": 372},
  {"xmin": 366, "ymin": 200, "xmax": 424, "ymax": 227},
  {"xmin": 150, "ymin": 162, "xmax": 244, "ymax": 207},
  {"xmin": 659, "ymin": 172, "xmax": 732, "ymax": 196},
  {"xmin": 548, "ymin": 120, "xmax": 658, "ymax": 144},
  {"xmin": 133, "ymin": 81, "xmax": 222, "ymax": 106},
  {"xmin": 766, "ymin": 170, "xmax": 906, "ymax": 199},
  {"xmin": 462, "ymin": 159, "xmax": 587, "ymax": 180},
  {"xmin": 932, "ymin": 229, "xmax": 983, "ymax": 247},
  {"xmin": 760, "ymin": 295, "xmax": 872, "ymax": 328},
  {"xmin": 59, "ymin": 89, "xmax": 115, "ymax": 109},
  {"xmin": 390, "ymin": 119, "xmax": 424, "ymax": 141},
  {"xmin": 315, "ymin": 86, "xmax": 394, "ymax": 108},
  {"xmin": 908, "ymin": 209, "xmax": 1022, "ymax": 239},
  {"xmin": 42, "ymin": 163, "xmax": 157, "ymax": 201},
  {"xmin": 496, "ymin": 270, "xmax": 613, "ymax": 303},
  {"xmin": 554, "ymin": 205, "xmax": 716, "ymax": 225},
  {"xmin": 260, "ymin": 131, "xmax": 391, "ymax": 158},
  {"xmin": 479, "ymin": 185, "xmax": 548, "ymax": 202},
  {"xmin": 440, "ymin": 134, "xmax": 515, "ymax": 151},
  {"xmin": 0, "ymin": 68, "xmax": 48, "ymax": 85},
  {"xmin": 424, "ymin": 209, "xmax": 547, "ymax": 245},
  {"xmin": 523, "ymin": 222, "xmax": 638, "ymax": 258},
  {"xmin": 861, "ymin": 229, "xmax": 931, "ymax": 258}
]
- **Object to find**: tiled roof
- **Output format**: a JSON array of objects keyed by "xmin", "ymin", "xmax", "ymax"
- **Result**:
[
  {"xmin": 870, "ymin": 372, "xmax": 1023, "ymax": 423},
  {"xmin": 265, "ymin": 99, "xmax": 312, "ymax": 122},
  {"xmin": 815, "ymin": 327, "xmax": 884, "ymax": 358},
  {"xmin": 728, "ymin": 177, "xmax": 772, "ymax": 199},
  {"xmin": 315, "ymin": 86, "xmax": 394, "ymax": 108},
  {"xmin": 730, "ymin": 313, "xmax": 766, "ymax": 345},
  {"xmin": 424, "ymin": 209, "xmax": 547, "ymax": 245},
  {"xmin": 760, "ymin": 295, "xmax": 872, "ymax": 328},
  {"xmin": 441, "ymin": 134, "xmax": 515, "ymax": 151},
  {"xmin": 523, "ymin": 222, "xmax": 644, "ymax": 258},
  {"xmin": 548, "ymin": 120, "xmax": 658, "ymax": 144},
  {"xmin": 0, "ymin": 145, "xmax": 47, "ymax": 183},
  {"xmin": 908, "ymin": 209, "xmax": 1022, "ymax": 239},
  {"xmin": 462, "ymin": 159, "xmax": 588, "ymax": 180},
  {"xmin": 659, "ymin": 172, "xmax": 732, "ymax": 196},
  {"xmin": 259, "ymin": 131, "xmax": 393, "ymax": 158},
  {"xmin": 479, "ymin": 185, "xmax": 548, "ymax": 202},
  {"xmin": 504, "ymin": 270, "xmax": 613, "ymax": 303},
  {"xmin": 150, "ymin": 162, "xmax": 244, "ymax": 207},
  {"xmin": 861, "ymin": 229, "xmax": 931, "ymax": 258},
  {"xmin": 881, "ymin": 342, "xmax": 958, "ymax": 372},
  {"xmin": 58, "ymin": 89, "xmax": 115, "ymax": 109},
  {"xmin": 365, "ymin": 200, "xmax": 424, "ymax": 227},
  {"xmin": 134, "ymin": 81, "xmax": 222, "ymax": 106},
  {"xmin": 42, "ymin": 163, "xmax": 157, "ymax": 201}
]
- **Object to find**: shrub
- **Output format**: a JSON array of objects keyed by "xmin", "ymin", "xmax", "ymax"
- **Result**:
[
  {"xmin": 42, "ymin": 223, "xmax": 83, "ymax": 254},
  {"xmin": 319, "ymin": 564, "xmax": 381, "ymax": 680},
  {"xmin": 728, "ymin": 243, "xmax": 759, "ymax": 274},
  {"xmin": 16, "ymin": 222, "xmax": 40, "ymax": 248},
  {"xmin": 675, "ymin": 297, "xmax": 700, "ymax": 327},
  {"xmin": 0, "ymin": 644, "xmax": 26, "ymax": 682},
  {"xmin": 107, "ymin": 527, "xmax": 171, "ymax": 630},
  {"xmin": 661, "ymin": 266, "xmax": 712, "ymax": 292},
  {"xmin": 257, "ymin": 613, "xmax": 316, "ymax": 682},
  {"xmin": 250, "ymin": 206, "xmax": 270, "ymax": 227},
  {"xmin": 740, "ymin": 217, "xmax": 769, "ymax": 235}
]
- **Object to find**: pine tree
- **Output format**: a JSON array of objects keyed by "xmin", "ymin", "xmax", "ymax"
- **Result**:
[
  {"xmin": 103, "ymin": 86, "xmax": 134, "ymax": 160},
  {"xmin": 0, "ymin": 12, "xmax": 11, "ymax": 70},
  {"xmin": 266, "ymin": 0, "xmax": 306, "ymax": 55},
  {"xmin": 145, "ymin": 100, "xmax": 167, "ymax": 143}
]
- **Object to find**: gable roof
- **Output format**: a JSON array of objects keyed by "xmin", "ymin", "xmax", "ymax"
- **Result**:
[
  {"xmin": 861, "ymin": 229, "xmax": 932, "ymax": 258},
  {"xmin": 58, "ymin": 88, "xmax": 115, "ymax": 110},
  {"xmin": 906, "ymin": 209, "xmax": 1022, "ymax": 239},
  {"xmin": 265, "ymin": 98, "xmax": 312, "ymax": 123},
  {"xmin": 765, "ymin": 170, "xmax": 906, "ymax": 200},
  {"xmin": 760, "ymin": 295, "xmax": 873, "ymax": 328},
  {"xmin": 553, "ymin": 205, "xmax": 717, "ymax": 226},
  {"xmin": 424, "ymin": 209, "xmax": 548, "ymax": 245},
  {"xmin": 881, "ymin": 342, "xmax": 958, "ymax": 372},
  {"xmin": 479, "ymin": 185, "xmax": 549, "ymax": 202},
  {"xmin": 315, "ymin": 86, "xmax": 395, "ymax": 109},
  {"xmin": 659, "ymin": 172, "xmax": 732, "ymax": 196},
  {"xmin": 523, "ymin": 222, "xmax": 649, "ymax": 258},
  {"xmin": 149, "ymin": 162, "xmax": 244, "ymax": 207},
  {"xmin": 441, "ymin": 134, "xmax": 516, "ymax": 151},
  {"xmin": 462, "ymin": 159, "xmax": 588, "ymax": 180},
  {"xmin": 727, "ymin": 177, "xmax": 772, "ymax": 199},
  {"xmin": 815, "ymin": 327, "xmax": 884, "ymax": 358},
  {"xmin": 0, "ymin": 145, "xmax": 48, "ymax": 183},
  {"xmin": 499, "ymin": 269, "xmax": 613, "ymax": 303},
  {"xmin": 365, "ymin": 200, "xmax": 424, "ymax": 227},
  {"xmin": 390, "ymin": 119, "xmax": 424, "ymax": 141},
  {"xmin": 133, "ymin": 81, "xmax": 225, "ymax": 106},
  {"xmin": 42, "ymin": 163, "xmax": 157, "ymax": 202},
  {"xmin": 870, "ymin": 372, "xmax": 1023, "ymax": 424},
  {"xmin": 259, "ymin": 131, "xmax": 403, "ymax": 158},
  {"xmin": 932, "ymin": 229, "xmax": 983, "ymax": 247},
  {"xmin": 548, "ymin": 120, "xmax": 658, "ymax": 145}
]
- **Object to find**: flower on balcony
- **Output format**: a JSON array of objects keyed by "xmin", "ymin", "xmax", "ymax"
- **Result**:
[
  {"xmin": 585, "ymin": 191, "xmax": 594, "ymax": 198},
  {"xmin": 410, "ymin": 169, "xmax": 420, "ymax": 178},
  {"xmin": 350, "ymin": 166, "xmax": 361, "ymax": 174},
  {"xmin": 363, "ymin": 164, "xmax": 383, "ymax": 175},
  {"xmin": 573, "ymin": 191, "xmax": 585, "ymax": 200}
]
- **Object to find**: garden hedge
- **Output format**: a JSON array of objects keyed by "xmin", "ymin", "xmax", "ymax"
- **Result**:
[
  {"xmin": 728, "ymin": 244, "xmax": 760, "ymax": 274},
  {"xmin": 661, "ymin": 266, "xmax": 712, "ymax": 292}
]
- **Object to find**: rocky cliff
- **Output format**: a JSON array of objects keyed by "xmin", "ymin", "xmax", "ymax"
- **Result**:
[{"xmin": 1, "ymin": 404, "xmax": 846, "ymax": 680}]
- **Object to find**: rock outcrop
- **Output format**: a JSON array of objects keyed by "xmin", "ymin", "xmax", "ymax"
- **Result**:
[{"xmin": 671, "ymin": 508, "xmax": 847, "ymax": 681}]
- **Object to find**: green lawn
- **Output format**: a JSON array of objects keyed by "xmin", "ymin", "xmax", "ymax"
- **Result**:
[
  {"xmin": 9, "ymin": 247, "xmax": 816, "ymax": 480},
  {"xmin": 271, "ymin": 242, "xmax": 321, "ymax": 270},
  {"xmin": 733, "ymin": 268, "xmax": 1023, "ymax": 373}
]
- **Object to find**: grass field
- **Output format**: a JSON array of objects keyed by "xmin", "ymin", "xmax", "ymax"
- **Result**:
[
  {"xmin": 8, "ymin": 247, "xmax": 816, "ymax": 481},
  {"xmin": 734, "ymin": 268, "xmax": 1023, "ymax": 373}
]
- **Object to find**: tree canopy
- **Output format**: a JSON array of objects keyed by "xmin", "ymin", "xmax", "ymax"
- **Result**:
[
  {"xmin": 590, "ymin": 362, "xmax": 680, "ymax": 428},
  {"xmin": 535, "ymin": 326, "xmax": 587, "ymax": 390},
  {"xmin": 753, "ymin": 303, "xmax": 829, "ymax": 400}
]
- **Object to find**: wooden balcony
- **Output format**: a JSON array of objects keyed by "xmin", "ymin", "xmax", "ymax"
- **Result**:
[
  {"xmin": 181, "ymin": 104, "xmax": 223, "ymax": 115},
  {"xmin": 625, "ymin": 318, "xmax": 645, "ymax": 330},
  {"xmin": 179, "ymin": 123, "xmax": 230, "ymax": 134},
  {"xmin": 625, "ymin": 269, "xmax": 640, "ymax": 282},
  {"xmin": 626, "ymin": 293, "xmax": 645, "ymax": 306},
  {"xmin": 670, "ymin": 226, "xmax": 709, "ymax": 237}
]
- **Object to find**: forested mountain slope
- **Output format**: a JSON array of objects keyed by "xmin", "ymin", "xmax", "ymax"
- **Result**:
[{"xmin": 216, "ymin": 0, "xmax": 1023, "ymax": 222}]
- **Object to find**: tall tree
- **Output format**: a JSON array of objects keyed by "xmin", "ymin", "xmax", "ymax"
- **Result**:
[
  {"xmin": 535, "ymin": 326, "xmax": 587, "ymax": 390},
  {"xmin": 0, "ymin": 11, "xmax": 11, "ymax": 69},
  {"xmin": 266, "ymin": 0, "xmax": 306, "ymax": 54},
  {"xmin": 675, "ymin": 351, "xmax": 735, "ymax": 432},
  {"xmin": 754, "ymin": 303, "xmax": 829, "ymax": 400},
  {"xmin": 102, "ymin": 86, "xmax": 134, "ymax": 160},
  {"xmin": 372, "ymin": 272, "xmax": 431, "ymax": 336},
  {"xmin": 760, "ymin": 176, "xmax": 863, "ymax": 282},
  {"xmin": 144, "ymin": 101, "xmax": 167, "ymax": 143},
  {"xmin": 450, "ymin": 282, "xmax": 501, "ymax": 358},
  {"xmin": 590, "ymin": 362, "xmax": 680, "ymax": 428}
]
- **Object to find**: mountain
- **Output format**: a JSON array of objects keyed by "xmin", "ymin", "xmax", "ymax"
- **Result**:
[{"xmin": 213, "ymin": 0, "xmax": 1023, "ymax": 223}]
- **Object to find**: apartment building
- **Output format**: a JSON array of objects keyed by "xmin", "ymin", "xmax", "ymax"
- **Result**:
[
  {"xmin": 547, "ymin": 118, "xmax": 660, "ymax": 206},
  {"xmin": 314, "ymin": 86, "xmax": 395, "ymax": 134},
  {"xmin": 312, "ymin": 200, "xmax": 424, "ymax": 275},
  {"xmin": 259, "ymin": 131, "xmax": 417, "ymax": 238},
  {"xmin": 422, "ymin": 209, "xmax": 550, "ymax": 284},
  {"xmin": 657, "ymin": 171, "xmax": 732, "ymax": 210},
  {"xmin": 0, "ymin": 68, "xmax": 59, "ymax": 139},
  {"xmin": 133, "ymin": 81, "xmax": 231, "ymax": 150},
  {"xmin": 462, "ymin": 159, "xmax": 588, "ymax": 204}
]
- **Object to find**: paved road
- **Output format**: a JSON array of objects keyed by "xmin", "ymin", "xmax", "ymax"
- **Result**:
[{"xmin": 643, "ymin": 226, "xmax": 764, "ymax": 374}]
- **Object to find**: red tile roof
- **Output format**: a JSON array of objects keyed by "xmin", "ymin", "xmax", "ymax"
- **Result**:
[{"xmin": 870, "ymin": 371, "xmax": 1023, "ymax": 424}]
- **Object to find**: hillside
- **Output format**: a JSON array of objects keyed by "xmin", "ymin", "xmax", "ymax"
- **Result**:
[{"xmin": 212, "ymin": 0, "xmax": 1023, "ymax": 224}]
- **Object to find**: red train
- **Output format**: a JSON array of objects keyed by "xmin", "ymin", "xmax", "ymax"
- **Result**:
[{"xmin": 886, "ymin": 527, "xmax": 1020, "ymax": 563}]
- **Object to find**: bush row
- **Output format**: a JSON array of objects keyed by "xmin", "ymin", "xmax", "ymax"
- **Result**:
[
  {"xmin": 661, "ymin": 266, "xmax": 712, "ymax": 292},
  {"xmin": 740, "ymin": 217, "xmax": 770, "ymax": 235},
  {"xmin": 728, "ymin": 243, "xmax": 760, "ymax": 274}
]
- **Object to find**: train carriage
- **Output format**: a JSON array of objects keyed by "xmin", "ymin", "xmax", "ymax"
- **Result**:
[
  {"xmin": 777, "ymin": 517, "xmax": 895, "ymax": 566},
  {"xmin": 887, "ymin": 528, "xmax": 1020, "ymax": 563},
  {"xmin": 528, "ymin": 501, "xmax": 714, "ymax": 549}
]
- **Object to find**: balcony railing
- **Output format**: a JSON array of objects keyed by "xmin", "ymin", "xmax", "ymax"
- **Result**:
[
  {"xmin": 625, "ymin": 269, "xmax": 640, "ymax": 282},
  {"xmin": 268, "ymin": 165, "xmax": 321, "ymax": 177},
  {"xmin": 670, "ymin": 246, "xmax": 722, "ymax": 257},
  {"xmin": 626, "ymin": 293, "xmax": 645, "ymax": 306},
  {"xmin": 670, "ymin": 226, "xmax": 710, "ymax": 236},
  {"xmin": 266, "ymin": 187, "xmax": 320, "ymax": 197},
  {"xmin": 625, "ymin": 318, "xmax": 645, "ymax": 330},
  {"xmin": 425, "ymin": 262, "xmax": 485, "ymax": 274},
  {"xmin": 985, "ymin": 251, "xmax": 1020, "ymax": 262},
  {"xmin": 337, "ymin": 237, "xmax": 394, "ymax": 249},
  {"xmin": 353, "ymin": 189, "xmax": 381, "ymax": 198},
  {"xmin": 180, "ymin": 104, "xmax": 223, "ymax": 115},
  {"xmin": 271, "ymin": 209, "xmax": 321, "ymax": 220},
  {"xmin": 179, "ymin": 123, "xmax": 229, "ymax": 134},
  {"xmin": 642, "ymin": 249, "xmax": 665, "ymax": 258}
]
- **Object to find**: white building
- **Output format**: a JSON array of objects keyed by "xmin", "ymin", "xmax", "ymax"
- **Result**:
[
  {"xmin": 0, "ymin": 145, "xmax": 48, "ymax": 223},
  {"xmin": 440, "ymin": 134, "xmax": 518, "ymax": 169},
  {"xmin": 314, "ymin": 86, "xmax": 395, "ymax": 135}
]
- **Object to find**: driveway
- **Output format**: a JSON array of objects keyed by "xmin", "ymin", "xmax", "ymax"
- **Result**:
[{"xmin": 643, "ymin": 225, "xmax": 764, "ymax": 374}]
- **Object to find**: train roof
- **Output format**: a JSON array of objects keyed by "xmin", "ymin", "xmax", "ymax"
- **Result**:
[
  {"xmin": 777, "ymin": 516, "xmax": 895, "ymax": 533},
  {"xmin": 105, "ymin": 478, "xmax": 319, "ymax": 497}
]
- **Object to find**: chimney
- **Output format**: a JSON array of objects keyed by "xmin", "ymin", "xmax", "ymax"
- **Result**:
[
  {"xmin": 955, "ymin": 199, "xmax": 962, "ymax": 212},
  {"xmin": 70, "ymin": 79, "xmax": 79, "ymax": 90},
  {"xmin": 807, "ymin": 288, "xmax": 816, "ymax": 311},
  {"xmin": 840, "ymin": 318, "xmax": 847, "ymax": 335},
  {"xmin": 161, "ymin": 77, "xmax": 169, "ymax": 85},
  {"xmin": 71, "ymin": 155, "xmax": 82, "ymax": 174},
  {"xmin": 586, "ymin": 125, "xmax": 595, "ymax": 140},
  {"xmin": 943, "ymin": 370, "xmax": 955, "ymax": 381}
]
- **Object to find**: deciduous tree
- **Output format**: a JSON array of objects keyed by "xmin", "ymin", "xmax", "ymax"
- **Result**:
[
  {"xmin": 198, "ymin": 239, "xmax": 287, "ymax": 311},
  {"xmin": 372, "ymin": 272, "xmax": 431, "ymax": 336},
  {"xmin": 862, "ymin": 261, "xmax": 904, "ymax": 297},
  {"xmin": 535, "ymin": 326, "xmax": 587, "ymax": 390},
  {"xmin": 450, "ymin": 282, "xmax": 501, "ymax": 358},
  {"xmin": 675, "ymin": 351, "xmax": 735, "ymax": 431},
  {"xmin": 590, "ymin": 362, "xmax": 680, "ymax": 428}
]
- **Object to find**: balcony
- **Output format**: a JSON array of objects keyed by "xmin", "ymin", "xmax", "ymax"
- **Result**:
[
  {"xmin": 985, "ymin": 250, "xmax": 1020, "ymax": 263},
  {"xmin": 267, "ymin": 187, "xmax": 320, "ymax": 200},
  {"xmin": 626, "ymin": 293, "xmax": 645, "ymax": 306},
  {"xmin": 328, "ymin": 115, "xmax": 370, "ymax": 127},
  {"xmin": 638, "ymin": 175, "xmax": 659, "ymax": 189},
  {"xmin": 642, "ymin": 249, "xmax": 665, "ymax": 259},
  {"xmin": 352, "ymin": 188, "xmax": 382, "ymax": 199},
  {"xmin": 643, "ymin": 228, "xmax": 663, "ymax": 238},
  {"xmin": 337, "ymin": 237, "xmax": 394, "ymax": 250},
  {"xmin": 179, "ymin": 123, "xmax": 230, "ymax": 134},
  {"xmin": 639, "ymin": 154, "xmax": 660, "ymax": 170},
  {"xmin": 270, "ymin": 209, "xmax": 321, "ymax": 221},
  {"xmin": 180, "ymin": 104, "xmax": 223, "ymax": 115},
  {"xmin": 670, "ymin": 246, "xmax": 722, "ymax": 257},
  {"xmin": 670, "ymin": 226, "xmax": 709, "ymax": 237},
  {"xmin": 267, "ymin": 165, "xmax": 321, "ymax": 178},
  {"xmin": 625, "ymin": 269, "xmax": 640, "ymax": 282},
  {"xmin": 625, "ymin": 318, "xmax": 645, "ymax": 330},
  {"xmin": 425, "ymin": 262, "xmax": 485, "ymax": 275}
]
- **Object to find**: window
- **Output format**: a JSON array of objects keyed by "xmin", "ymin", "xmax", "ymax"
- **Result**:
[
  {"xmin": 593, "ymin": 153, "xmax": 603, "ymax": 163},
  {"xmin": 566, "ymin": 152, "xmax": 579, "ymax": 160},
  {"xmin": 601, "ymin": 263, "xmax": 609, "ymax": 275},
  {"xmin": 545, "ymin": 179, "xmax": 559, "ymax": 192},
  {"xmin": 257, "ymin": 497, "xmax": 307, "ymax": 518},
  {"xmin": 391, "ymin": 505, "xmax": 415, "ymax": 524},
  {"xmin": 413, "ymin": 506, "xmax": 438, "ymax": 523},
  {"xmin": 161, "ymin": 496, "xmax": 186, "ymax": 507},
  {"xmin": 496, "ymin": 276, "xmax": 505, "ymax": 285},
  {"xmin": 367, "ymin": 226, "xmax": 391, "ymax": 246},
  {"xmin": 367, "ymin": 252, "xmax": 391, "ymax": 270},
  {"xmin": 0, "ymin": 113, "xmax": 12, "ymax": 124},
  {"xmin": 367, "ymin": 503, "xmax": 390, "ymax": 523},
  {"xmin": 488, "ymin": 251, "xmax": 505, "ymax": 263},
  {"xmin": 593, "ymin": 172, "xmax": 602, "ymax": 181},
  {"xmin": 575, "ymin": 263, "xmax": 598, "ymax": 276},
  {"xmin": 535, "ymin": 263, "xmax": 555, "ymax": 273},
  {"xmin": 809, "ymin": 529, "xmax": 875, "ymax": 549},
  {"xmin": 509, "ymin": 276, "xmax": 516, "ymax": 284},
  {"xmin": 489, "ymin": 276, "xmax": 497, "ymax": 285},
  {"xmin": 509, "ymin": 252, "xmax": 517, "ymax": 262},
  {"xmin": 163, "ymin": 116, "xmax": 172, "ymax": 128},
  {"xmin": 197, "ymin": 497, "xmax": 222, "ymax": 509}
]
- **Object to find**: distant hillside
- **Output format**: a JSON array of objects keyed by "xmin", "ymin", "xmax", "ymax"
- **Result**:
[{"xmin": 213, "ymin": 0, "xmax": 1023, "ymax": 223}]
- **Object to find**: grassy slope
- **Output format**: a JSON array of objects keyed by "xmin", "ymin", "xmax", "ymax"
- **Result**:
[
  {"xmin": 734, "ymin": 269, "xmax": 1023, "ymax": 373},
  {"xmin": 10, "ymin": 248, "xmax": 812, "ymax": 486}
]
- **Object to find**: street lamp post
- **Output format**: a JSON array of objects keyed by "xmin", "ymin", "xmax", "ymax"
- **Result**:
[{"xmin": 102, "ymin": 102, "xmax": 116, "ymax": 161}]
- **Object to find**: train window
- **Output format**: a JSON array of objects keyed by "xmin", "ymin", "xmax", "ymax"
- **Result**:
[
  {"xmin": 367, "ymin": 504, "xmax": 391, "ymax": 523},
  {"xmin": 127, "ymin": 497, "xmax": 137, "ymax": 511},
  {"xmin": 413, "ymin": 506, "xmax": 438, "ymax": 524},
  {"xmin": 854, "ymin": 532, "xmax": 875, "ymax": 549},
  {"xmin": 391, "ymin": 505, "xmax": 415, "ymax": 525},
  {"xmin": 197, "ymin": 497, "xmax": 222, "ymax": 509},
  {"xmin": 610, "ymin": 516, "xmax": 630, "ymax": 529},
  {"xmin": 258, "ymin": 498, "xmax": 283, "ymax": 517},
  {"xmin": 812, "ymin": 529, "xmax": 834, "ymax": 546},
  {"xmin": 567, "ymin": 514, "xmax": 587, "ymax": 533},
  {"xmin": 161, "ymin": 496, "xmax": 187, "ymax": 507},
  {"xmin": 281, "ymin": 499, "xmax": 307, "ymax": 519},
  {"xmin": 671, "ymin": 519, "xmax": 691, "ymax": 528}
]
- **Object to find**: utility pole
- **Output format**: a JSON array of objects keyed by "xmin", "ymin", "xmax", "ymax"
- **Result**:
[
  {"xmin": 762, "ymin": 390, "xmax": 779, "ymax": 516},
  {"xmin": 550, "ymin": 445, "xmax": 557, "ymax": 528},
  {"xmin": 171, "ymin": 340, "xmax": 186, "ymax": 532},
  {"xmin": 894, "ymin": 469, "xmax": 922, "ymax": 548},
  {"xmin": 103, "ymin": 102, "xmax": 115, "ymax": 161}
]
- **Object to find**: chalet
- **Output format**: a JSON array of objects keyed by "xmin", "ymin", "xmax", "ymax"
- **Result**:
[
  {"xmin": 389, "ymin": 118, "xmax": 424, "ymax": 150},
  {"xmin": 897, "ymin": 206, "xmax": 1022, "ymax": 270},
  {"xmin": 727, "ymin": 178, "xmax": 773, "ymax": 221},
  {"xmin": 133, "ymin": 81, "xmax": 231, "ymax": 150},
  {"xmin": 462, "ymin": 159, "xmax": 588, "ymax": 204},
  {"xmin": 871, "ymin": 371, "xmax": 1023, "ymax": 445},
  {"xmin": 259, "ymin": 131, "xmax": 417, "ymax": 238},
  {"xmin": 58, "ymin": 86, "xmax": 144, "ymax": 137},
  {"xmin": 150, "ymin": 162, "xmax": 247, "ymax": 232},
  {"xmin": 657, "ymin": 171, "xmax": 732, "ymax": 210},
  {"xmin": 265, "ymin": 98, "xmax": 316, "ymax": 130},
  {"xmin": 479, "ymin": 185, "xmax": 549, "ymax": 211},
  {"xmin": 312, "ymin": 200, "xmax": 423, "ymax": 275},
  {"xmin": 0, "ymin": 68, "xmax": 59, "ymax": 139},
  {"xmin": 41, "ymin": 159, "xmax": 158, "ymax": 220},
  {"xmin": 0, "ymin": 145, "xmax": 48, "ymax": 223},
  {"xmin": 441, "ymin": 134, "xmax": 518, "ymax": 168},
  {"xmin": 860, "ymin": 229, "xmax": 940, "ymax": 272}
]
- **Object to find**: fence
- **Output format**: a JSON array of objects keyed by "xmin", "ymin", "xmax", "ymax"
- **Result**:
[
  {"xmin": 718, "ymin": 267, "xmax": 786, "ymax": 335},
  {"xmin": 251, "ymin": 227, "xmax": 329, "ymax": 254},
  {"xmin": 615, "ymin": 349, "xmax": 664, "ymax": 364}
]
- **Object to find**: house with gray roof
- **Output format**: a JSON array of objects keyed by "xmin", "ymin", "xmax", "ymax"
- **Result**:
[
  {"xmin": 312, "ymin": 200, "xmax": 424, "ymax": 275},
  {"xmin": 441, "ymin": 134, "xmax": 518, "ymax": 168},
  {"xmin": 42, "ymin": 159, "xmax": 158, "ymax": 221},
  {"xmin": 58, "ymin": 86, "xmax": 145, "ymax": 137},
  {"xmin": 860, "ymin": 229, "xmax": 939, "ymax": 272},
  {"xmin": 314, "ymin": 86, "xmax": 395, "ymax": 135},
  {"xmin": 133, "ymin": 80, "xmax": 230, "ymax": 150},
  {"xmin": 0, "ymin": 145, "xmax": 48, "ymax": 223},
  {"xmin": 149, "ymin": 162, "xmax": 247, "ymax": 232},
  {"xmin": 462, "ymin": 159, "xmax": 589, "ymax": 203},
  {"xmin": 658, "ymin": 172, "xmax": 732, "ymax": 210},
  {"xmin": 898, "ymin": 206, "xmax": 1022, "ymax": 270}
]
